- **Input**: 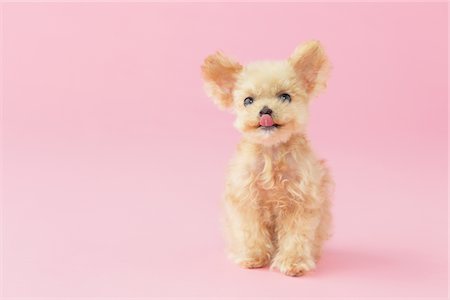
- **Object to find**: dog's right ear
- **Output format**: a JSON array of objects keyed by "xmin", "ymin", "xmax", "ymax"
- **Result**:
[{"xmin": 201, "ymin": 52, "xmax": 242, "ymax": 109}]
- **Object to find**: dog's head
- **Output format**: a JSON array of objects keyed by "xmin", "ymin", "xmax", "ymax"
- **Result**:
[{"xmin": 201, "ymin": 41, "xmax": 330, "ymax": 146}]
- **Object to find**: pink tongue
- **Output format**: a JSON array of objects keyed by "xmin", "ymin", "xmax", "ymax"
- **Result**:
[{"xmin": 259, "ymin": 114, "xmax": 274, "ymax": 127}]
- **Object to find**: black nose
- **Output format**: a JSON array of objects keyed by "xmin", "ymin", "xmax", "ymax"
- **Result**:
[{"xmin": 259, "ymin": 106, "xmax": 272, "ymax": 116}]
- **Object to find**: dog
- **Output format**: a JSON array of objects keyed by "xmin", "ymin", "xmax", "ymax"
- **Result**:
[{"xmin": 201, "ymin": 40, "xmax": 333, "ymax": 276}]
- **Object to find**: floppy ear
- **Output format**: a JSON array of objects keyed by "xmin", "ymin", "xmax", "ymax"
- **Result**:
[
  {"xmin": 289, "ymin": 40, "xmax": 331, "ymax": 97},
  {"xmin": 201, "ymin": 52, "xmax": 243, "ymax": 109}
]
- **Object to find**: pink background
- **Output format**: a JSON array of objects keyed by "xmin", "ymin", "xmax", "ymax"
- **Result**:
[{"xmin": 1, "ymin": 2, "xmax": 448, "ymax": 299}]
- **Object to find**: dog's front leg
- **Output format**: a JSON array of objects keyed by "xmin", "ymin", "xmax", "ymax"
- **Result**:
[
  {"xmin": 272, "ymin": 205, "xmax": 321, "ymax": 276},
  {"xmin": 223, "ymin": 192, "xmax": 273, "ymax": 269}
]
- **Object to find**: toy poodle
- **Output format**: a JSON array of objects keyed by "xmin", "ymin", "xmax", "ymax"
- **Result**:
[{"xmin": 201, "ymin": 40, "xmax": 333, "ymax": 277}]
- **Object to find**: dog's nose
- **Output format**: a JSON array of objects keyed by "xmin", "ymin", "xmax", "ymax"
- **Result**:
[{"xmin": 259, "ymin": 106, "xmax": 273, "ymax": 116}]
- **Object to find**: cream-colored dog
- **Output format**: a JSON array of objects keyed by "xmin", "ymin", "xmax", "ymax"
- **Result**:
[{"xmin": 201, "ymin": 40, "xmax": 333, "ymax": 277}]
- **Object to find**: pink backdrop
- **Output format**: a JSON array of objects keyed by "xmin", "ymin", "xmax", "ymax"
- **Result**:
[{"xmin": 1, "ymin": 2, "xmax": 447, "ymax": 298}]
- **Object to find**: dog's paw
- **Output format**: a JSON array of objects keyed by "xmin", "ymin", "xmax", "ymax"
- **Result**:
[
  {"xmin": 271, "ymin": 255, "xmax": 316, "ymax": 277},
  {"xmin": 233, "ymin": 255, "xmax": 270, "ymax": 269}
]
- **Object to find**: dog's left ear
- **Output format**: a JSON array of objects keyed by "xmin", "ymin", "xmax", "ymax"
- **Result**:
[
  {"xmin": 289, "ymin": 40, "xmax": 331, "ymax": 97},
  {"xmin": 201, "ymin": 52, "xmax": 243, "ymax": 109}
]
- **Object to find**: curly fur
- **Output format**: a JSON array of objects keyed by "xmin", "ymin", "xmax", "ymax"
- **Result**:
[{"xmin": 201, "ymin": 40, "xmax": 333, "ymax": 276}]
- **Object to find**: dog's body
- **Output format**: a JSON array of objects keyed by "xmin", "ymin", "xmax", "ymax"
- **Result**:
[{"xmin": 202, "ymin": 41, "xmax": 333, "ymax": 276}]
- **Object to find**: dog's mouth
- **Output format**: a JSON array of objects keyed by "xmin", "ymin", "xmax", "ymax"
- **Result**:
[
  {"xmin": 259, "ymin": 124, "xmax": 280, "ymax": 130},
  {"xmin": 258, "ymin": 114, "xmax": 281, "ymax": 130}
]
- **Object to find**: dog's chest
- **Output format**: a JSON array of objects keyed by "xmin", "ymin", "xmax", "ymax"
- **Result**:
[
  {"xmin": 255, "ymin": 150, "xmax": 300, "ymax": 191},
  {"xmin": 250, "ymin": 150, "xmax": 304, "ymax": 215}
]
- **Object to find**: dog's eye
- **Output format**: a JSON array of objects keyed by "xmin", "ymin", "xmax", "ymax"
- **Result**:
[
  {"xmin": 279, "ymin": 93, "xmax": 291, "ymax": 103},
  {"xmin": 243, "ymin": 97, "xmax": 254, "ymax": 106}
]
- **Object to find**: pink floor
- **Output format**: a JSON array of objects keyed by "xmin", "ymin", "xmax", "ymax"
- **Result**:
[{"xmin": 1, "ymin": 2, "xmax": 447, "ymax": 298}]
